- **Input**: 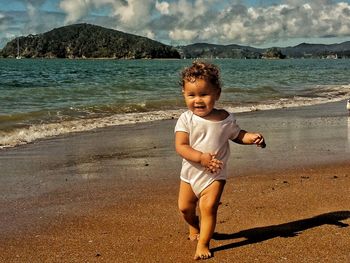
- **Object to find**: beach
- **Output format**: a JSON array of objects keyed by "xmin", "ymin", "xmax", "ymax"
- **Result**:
[{"xmin": 0, "ymin": 100, "xmax": 349, "ymax": 262}]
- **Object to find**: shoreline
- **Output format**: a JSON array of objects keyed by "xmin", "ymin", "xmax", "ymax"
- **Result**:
[
  {"xmin": 0, "ymin": 100, "xmax": 349, "ymax": 262},
  {"xmin": 2, "ymin": 96, "xmax": 350, "ymax": 149}
]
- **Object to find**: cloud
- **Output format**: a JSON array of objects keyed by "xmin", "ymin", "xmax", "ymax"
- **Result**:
[
  {"xmin": 58, "ymin": 0, "xmax": 143, "ymax": 25},
  {"xmin": 156, "ymin": 1, "xmax": 170, "ymax": 15},
  {"xmin": 169, "ymin": 28, "xmax": 198, "ymax": 40},
  {"xmin": 59, "ymin": 0, "xmax": 91, "ymax": 24},
  {"xmin": 24, "ymin": 0, "xmax": 49, "ymax": 34},
  {"xmin": 58, "ymin": 0, "xmax": 154, "ymax": 32},
  {"xmin": 162, "ymin": 0, "xmax": 350, "ymax": 45},
  {"xmin": 55, "ymin": 0, "xmax": 350, "ymax": 45},
  {"xmin": 1, "ymin": 0, "xmax": 350, "ymax": 49},
  {"xmin": 0, "ymin": 1, "xmax": 66, "ymax": 48},
  {"xmin": 112, "ymin": 0, "xmax": 154, "ymax": 28}
]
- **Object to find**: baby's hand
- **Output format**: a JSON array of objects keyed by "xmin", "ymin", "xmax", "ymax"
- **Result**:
[
  {"xmin": 207, "ymin": 157, "xmax": 223, "ymax": 173},
  {"xmin": 251, "ymin": 133, "xmax": 266, "ymax": 148},
  {"xmin": 200, "ymin": 153, "xmax": 223, "ymax": 173}
]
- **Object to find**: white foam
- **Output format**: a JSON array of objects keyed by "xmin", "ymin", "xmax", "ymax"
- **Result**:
[
  {"xmin": 0, "ymin": 110, "xmax": 183, "ymax": 149},
  {"xmin": 227, "ymin": 84, "xmax": 350, "ymax": 113}
]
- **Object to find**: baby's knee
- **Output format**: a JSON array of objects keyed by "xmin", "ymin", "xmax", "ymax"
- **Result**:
[
  {"xmin": 178, "ymin": 204, "xmax": 190, "ymax": 215},
  {"xmin": 199, "ymin": 197, "xmax": 220, "ymax": 215},
  {"xmin": 178, "ymin": 202, "xmax": 195, "ymax": 215},
  {"xmin": 200, "ymin": 202, "xmax": 218, "ymax": 215}
]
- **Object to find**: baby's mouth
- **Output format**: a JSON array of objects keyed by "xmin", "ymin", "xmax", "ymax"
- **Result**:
[{"xmin": 194, "ymin": 105, "xmax": 205, "ymax": 109}]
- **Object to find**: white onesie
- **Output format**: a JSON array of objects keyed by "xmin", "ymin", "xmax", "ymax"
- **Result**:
[{"xmin": 175, "ymin": 110, "xmax": 241, "ymax": 197}]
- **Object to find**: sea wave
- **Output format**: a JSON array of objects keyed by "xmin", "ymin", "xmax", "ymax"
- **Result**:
[
  {"xmin": 0, "ymin": 110, "xmax": 181, "ymax": 149},
  {"xmin": 226, "ymin": 84, "xmax": 350, "ymax": 112},
  {"xmin": 1, "ymin": 84, "xmax": 349, "ymax": 149}
]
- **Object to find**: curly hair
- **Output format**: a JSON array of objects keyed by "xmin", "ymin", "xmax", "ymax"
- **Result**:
[{"xmin": 180, "ymin": 61, "xmax": 221, "ymax": 90}]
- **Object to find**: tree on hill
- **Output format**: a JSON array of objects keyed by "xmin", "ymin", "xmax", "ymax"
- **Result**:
[{"xmin": 262, "ymin": 47, "xmax": 286, "ymax": 59}]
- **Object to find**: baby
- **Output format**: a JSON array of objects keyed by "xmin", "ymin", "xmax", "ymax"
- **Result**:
[{"xmin": 175, "ymin": 61, "xmax": 265, "ymax": 260}]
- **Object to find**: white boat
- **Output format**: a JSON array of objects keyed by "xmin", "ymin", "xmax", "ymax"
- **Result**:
[
  {"xmin": 16, "ymin": 37, "xmax": 22, "ymax": 59},
  {"xmin": 347, "ymin": 99, "xmax": 350, "ymax": 115}
]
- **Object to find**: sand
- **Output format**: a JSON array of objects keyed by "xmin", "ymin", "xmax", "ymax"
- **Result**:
[{"xmin": 0, "ymin": 101, "xmax": 349, "ymax": 262}]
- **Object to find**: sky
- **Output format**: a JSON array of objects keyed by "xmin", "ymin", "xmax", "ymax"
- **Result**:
[{"xmin": 0, "ymin": 0, "xmax": 350, "ymax": 49}]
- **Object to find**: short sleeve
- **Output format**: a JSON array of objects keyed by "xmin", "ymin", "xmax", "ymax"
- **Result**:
[
  {"xmin": 174, "ymin": 111, "xmax": 190, "ymax": 134},
  {"xmin": 229, "ymin": 114, "xmax": 241, "ymax": 140}
]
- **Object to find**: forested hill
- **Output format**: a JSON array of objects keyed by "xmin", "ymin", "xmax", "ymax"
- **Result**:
[
  {"xmin": 176, "ymin": 43, "xmax": 263, "ymax": 59},
  {"xmin": 177, "ymin": 41, "xmax": 350, "ymax": 59},
  {"xmin": 280, "ymin": 42, "xmax": 350, "ymax": 58},
  {"xmin": 0, "ymin": 23, "xmax": 180, "ymax": 59}
]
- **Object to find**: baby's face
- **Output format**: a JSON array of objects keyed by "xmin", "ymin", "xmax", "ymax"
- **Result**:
[{"xmin": 182, "ymin": 79, "xmax": 220, "ymax": 118}]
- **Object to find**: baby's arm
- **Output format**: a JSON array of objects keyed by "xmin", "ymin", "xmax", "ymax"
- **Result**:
[
  {"xmin": 233, "ymin": 130, "xmax": 266, "ymax": 148},
  {"xmin": 175, "ymin": 131, "xmax": 223, "ymax": 173}
]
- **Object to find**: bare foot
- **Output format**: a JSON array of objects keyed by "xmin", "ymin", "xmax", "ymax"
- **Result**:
[
  {"xmin": 188, "ymin": 233, "xmax": 200, "ymax": 241},
  {"xmin": 193, "ymin": 243, "xmax": 212, "ymax": 260}
]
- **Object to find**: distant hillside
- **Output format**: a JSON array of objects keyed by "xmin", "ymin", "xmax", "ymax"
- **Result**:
[
  {"xmin": 177, "ymin": 42, "xmax": 350, "ymax": 59},
  {"xmin": 281, "ymin": 42, "xmax": 350, "ymax": 58},
  {"xmin": 177, "ymin": 43, "xmax": 263, "ymax": 59},
  {"xmin": 0, "ymin": 23, "xmax": 180, "ymax": 59}
]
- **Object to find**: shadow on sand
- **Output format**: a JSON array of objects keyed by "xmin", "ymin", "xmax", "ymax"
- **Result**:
[{"xmin": 212, "ymin": 211, "xmax": 350, "ymax": 253}]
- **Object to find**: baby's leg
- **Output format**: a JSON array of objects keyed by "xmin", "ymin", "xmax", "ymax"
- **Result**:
[
  {"xmin": 178, "ymin": 181, "xmax": 200, "ymax": 241},
  {"xmin": 195, "ymin": 180, "xmax": 225, "ymax": 260}
]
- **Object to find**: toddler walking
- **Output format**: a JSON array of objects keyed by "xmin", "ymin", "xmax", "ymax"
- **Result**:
[{"xmin": 175, "ymin": 61, "xmax": 266, "ymax": 260}]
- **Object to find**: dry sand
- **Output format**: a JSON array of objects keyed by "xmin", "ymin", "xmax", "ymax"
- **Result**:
[{"xmin": 0, "ymin": 101, "xmax": 349, "ymax": 262}]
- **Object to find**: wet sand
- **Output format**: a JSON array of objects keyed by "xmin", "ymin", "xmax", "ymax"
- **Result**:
[{"xmin": 0, "ymin": 101, "xmax": 349, "ymax": 262}]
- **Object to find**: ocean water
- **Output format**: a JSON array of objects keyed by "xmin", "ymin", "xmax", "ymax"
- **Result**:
[{"xmin": 1, "ymin": 58, "xmax": 350, "ymax": 148}]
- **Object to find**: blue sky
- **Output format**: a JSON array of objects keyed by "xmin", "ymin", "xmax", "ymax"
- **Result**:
[{"xmin": 0, "ymin": 0, "xmax": 350, "ymax": 49}]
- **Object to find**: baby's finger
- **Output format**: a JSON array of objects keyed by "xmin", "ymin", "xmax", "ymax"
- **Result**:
[
  {"xmin": 255, "ymin": 136, "xmax": 266, "ymax": 147},
  {"xmin": 212, "ymin": 158, "xmax": 223, "ymax": 164},
  {"xmin": 207, "ymin": 165, "xmax": 219, "ymax": 174},
  {"xmin": 216, "ymin": 163, "xmax": 223, "ymax": 169},
  {"xmin": 253, "ymin": 134, "xmax": 262, "ymax": 143},
  {"xmin": 209, "ymin": 162, "xmax": 220, "ymax": 171},
  {"xmin": 215, "ymin": 159, "xmax": 224, "ymax": 164}
]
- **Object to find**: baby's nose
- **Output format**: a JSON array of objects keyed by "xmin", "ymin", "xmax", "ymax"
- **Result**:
[{"xmin": 194, "ymin": 97, "xmax": 203, "ymax": 103}]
